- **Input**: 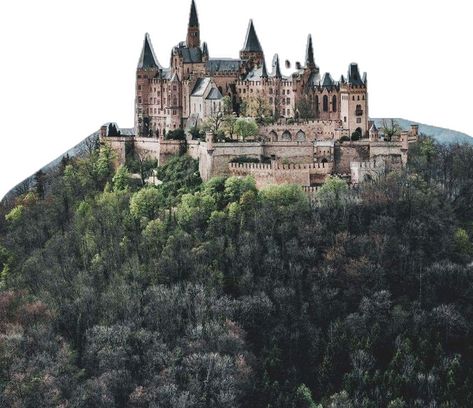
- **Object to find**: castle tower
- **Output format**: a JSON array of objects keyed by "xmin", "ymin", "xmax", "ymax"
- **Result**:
[
  {"xmin": 272, "ymin": 54, "xmax": 282, "ymax": 79},
  {"xmin": 135, "ymin": 33, "xmax": 162, "ymax": 137},
  {"xmin": 240, "ymin": 19, "xmax": 264, "ymax": 71},
  {"xmin": 305, "ymin": 34, "xmax": 315, "ymax": 69},
  {"xmin": 186, "ymin": 0, "xmax": 200, "ymax": 48}
]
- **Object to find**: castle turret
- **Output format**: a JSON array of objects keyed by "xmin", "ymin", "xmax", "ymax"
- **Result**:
[
  {"xmin": 240, "ymin": 19, "xmax": 264, "ymax": 70},
  {"xmin": 305, "ymin": 34, "xmax": 315, "ymax": 69},
  {"xmin": 272, "ymin": 54, "xmax": 282, "ymax": 79},
  {"xmin": 136, "ymin": 33, "xmax": 161, "ymax": 136},
  {"xmin": 202, "ymin": 41, "xmax": 209, "ymax": 62},
  {"xmin": 186, "ymin": 0, "xmax": 200, "ymax": 48}
]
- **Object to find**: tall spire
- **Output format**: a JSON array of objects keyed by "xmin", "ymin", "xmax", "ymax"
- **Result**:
[
  {"xmin": 261, "ymin": 59, "xmax": 268, "ymax": 78},
  {"xmin": 242, "ymin": 19, "xmax": 263, "ymax": 53},
  {"xmin": 189, "ymin": 0, "xmax": 199, "ymax": 27},
  {"xmin": 305, "ymin": 34, "xmax": 315, "ymax": 68},
  {"xmin": 137, "ymin": 33, "xmax": 161, "ymax": 69},
  {"xmin": 272, "ymin": 54, "xmax": 282, "ymax": 79},
  {"xmin": 187, "ymin": 0, "xmax": 200, "ymax": 48}
]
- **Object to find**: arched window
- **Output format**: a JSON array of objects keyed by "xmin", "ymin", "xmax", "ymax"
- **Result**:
[
  {"xmin": 281, "ymin": 130, "xmax": 292, "ymax": 141},
  {"xmin": 296, "ymin": 130, "xmax": 306, "ymax": 141},
  {"xmin": 315, "ymin": 95, "xmax": 319, "ymax": 112},
  {"xmin": 323, "ymin": 95, "xmax": 329, "ymax": 112},
  {"xmin": 269, "ymin": 130, "xmax": 278, "ymax": 141},
  {"xmin": 332, "ymin": 95, "xmax": 337, "ymax": 112}
]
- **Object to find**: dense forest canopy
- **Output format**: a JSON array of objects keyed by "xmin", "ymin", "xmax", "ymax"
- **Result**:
[{"xmin": 1, "ymin": 137, "xmax": 473, "ymax": 407}]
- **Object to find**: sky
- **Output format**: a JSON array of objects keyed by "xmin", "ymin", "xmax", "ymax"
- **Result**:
[{"xmin": 1, "ymin": 0, "xmax": 472, "ymax": 200}]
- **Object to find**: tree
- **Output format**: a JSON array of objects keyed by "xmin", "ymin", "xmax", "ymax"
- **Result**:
[
  {"xmin": 112, "ymin": 165, "xmax": 131, "ymax": 192},
  {"xmin": 243, "ymin": 96, "xmax": 272, "ymax": 124},
  {"xmin": 295, "ymin": 95, "xmax": 316, "ymax": 121},
  {"xmin": 316, "ymin": 176, "xmax": 349, "ymax": 207},
  {"xmin": 351, "ymin": 131, "xmax": 361, "ymax": 141},
  {"xmin": 381, "ymin": 119, "xmax": 402, "ymax": 141},
  {"xmin": 234, "ymin": 118, "xmax": 258, "ymax": 141},
  {"xmin": 130, "ymin": 186, "xmax": 164, "ymax": 220},
  {"xmin": 165, "ymin": 128, "xmax": 186, "ymax": 141},
  {"xmin": 202, "ymin": 112, "xmax": 225, "ymax": 139}
]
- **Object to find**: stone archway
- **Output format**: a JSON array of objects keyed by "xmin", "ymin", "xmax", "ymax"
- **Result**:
[
  {"xmin": 281, "ymin": 130, "xmax": 292, "ymax": 141},
  {"xmin": 296, "ymin": 130, "xmax": 306, "ymax": 141},
  {"xmin": 269, "ymin": 130, "xmax": 278, "ymax": 142}
]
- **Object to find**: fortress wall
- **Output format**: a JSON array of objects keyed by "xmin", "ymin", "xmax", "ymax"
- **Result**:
[
  {"xmin": 262, "ymin": 142, "xmax": 314, "ymax": 163},
  {"xmin": 102, "ymin": 137, "xmax": 127, "ymax": 167},
  {"xmin": 133, "ymin": 137, "xmax": 161, "ymax": 161},
  {"xmin": 335, "ymin": 142, "xmax": 370, "ymax": 174},
  {"xmin": 370, "ymin": 142, "xmax": 405, "ymax": 167},
  {"xmin": 156, "ymin": 140, "xmax": 183, "ymax": 165},
  {"xmin": 259, "ymin": 120, "xmax": 343, "ymax": 141}
]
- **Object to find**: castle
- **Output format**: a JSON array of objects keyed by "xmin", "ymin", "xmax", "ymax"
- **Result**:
[{"xmin": 102, "ymin": 0, "xmax": 418, "ymax": 189}]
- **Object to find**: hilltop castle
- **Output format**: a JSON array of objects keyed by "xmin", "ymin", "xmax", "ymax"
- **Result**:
[
  {"xmin": 134, "ymin": 0, "xmax": 368, "ymax": 138},
  {"xmin": 102, "ymin": 0, "xmax": 418, "ymax": 189}
]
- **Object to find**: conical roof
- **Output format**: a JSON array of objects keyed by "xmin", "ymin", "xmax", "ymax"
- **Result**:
[
  {"xmin": 137, "ymin": 33, "xmax": 161, "ymax": 69},
  {"xmin": 242, "ymin": 19, "xmax": 263, "ymax": 53},
  {"xmin": 306, "ymin": 34, "xmax": 315, "ymax": 67},
  {"xmin": 272, "ymin": 54, "xmax": 282, "ymax": 78},
  {"xmin": 189, "ymin": 0, "xmax": 199, "ymax": 27}
]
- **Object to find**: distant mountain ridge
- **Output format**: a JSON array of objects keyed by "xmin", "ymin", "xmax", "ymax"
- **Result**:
[{"xmin": 373, "ymin": 118, "xmax": 473, "ymax": 145}]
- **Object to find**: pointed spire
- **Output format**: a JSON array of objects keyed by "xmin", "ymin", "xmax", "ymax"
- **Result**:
[
  {"xmin": 261, "ymin": 59, "xmax": 268, "ymax": 78},
  {"xmin": 272, "ymin": 54, "xmax": 282, "ymax": 79},
  {"xmin": 137, "ymin": 33, "xmax": 161, "ymax": 69},
  {"xmin": 189, "ymin": 0, "xmax": 199, "ymax": 27},
  {"xmin": 202, "ymin": 41, "xmax": 209, "ymax": 56},
  {"xmin": 305, "ymin": 34, "xmax": 315, "ymax": 67},
  {"xmin": 242, "ymin": 19, "xmax": 263, "ymax": 53}
]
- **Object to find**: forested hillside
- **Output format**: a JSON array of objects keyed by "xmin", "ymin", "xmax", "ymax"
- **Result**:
[{"xmin": 1, "ymin": 137, "xmax": 473, "ymax": 407}]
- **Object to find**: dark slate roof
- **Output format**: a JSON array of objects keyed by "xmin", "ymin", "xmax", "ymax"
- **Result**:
[
  {"xmin": 348, "ymin": 63, "xmax": 364, "ymax": 86},
  {"xmin": 370, "ymin": 122, "xmax": 378, "ymax": 132},
  {"xmin": 207, "ymin": 58, "xmax": 241, "ymax": 73},
  {"xmin": 272, "ymin": 54, "xmax": 282, "ymax": 79},
  {"xmin": 137, "ymin": 33, "xmax": 161, "ymax": 69},
  {"xmin": 202, "ymin": 42, "xmax": 208, "ymax": 56},
  {"xmin": 306, "ymin": 34, "xmax": 315, "ymax": 67},
  {"xmin": 245, "ymin": 63, "xmax": 268, "ymax": 81},
  {"xmin": 191, "ymin": 77, "xmax": 211, "ymax": 97},
  {"xmin": 206, "ymin": 88, "xmax": 223, "ymax": 100},
  {"xmin": 154, "ymin": 67, "xmax": 172, "ymax": 80},
  {"xmin": 242, "ymin": 19, "xmax": 263, "ymax": 53},
  {"xmin": 321, "ymin": 72, "xmax": 335, "ymax": 88},
  {"xmin": 170, "ymin": 72, "xmax": 180, "ymax": 82},
  {"xmin": 175, "ymin": 45, "xmax": 203, "ymax": 63},
  {"xmin": 189, "ymin": 0, "xmax": 199, "ymax": 27}
]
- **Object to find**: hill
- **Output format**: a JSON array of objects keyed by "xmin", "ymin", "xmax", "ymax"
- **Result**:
[{"xmin": 374, "ymin": 118, "xmax": 473, "ymax": 144}]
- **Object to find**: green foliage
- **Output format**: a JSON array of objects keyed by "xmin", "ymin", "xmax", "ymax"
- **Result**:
[
  {"xmin": 339, "ymin": 136, "xmax": 350, "ymax": 142},
  {"xmin": 316, "ymin": 176, "xmax": 349, "ymax": 207},
  {"xmin": 130, "ymin": 186, "xmax": 164, "ymax": 220},
  {"xmin": 112, "ymin": 165, "xmax": 130, "ymax": 192},
  {"xmin": 351, "ymin": 131, "xmax": 361, "ymax": 141},
  {"xmin": 5, "ymin": 204, "xmax": 24, "ymax": 223},
  {"xmin": 234, "ymin": 118, "xmax": 259, "ymax": 140},
  {"xmin": 3, "ymin": 140, "xmax": 473, "ymax": 406},
  {"xmin": 164, "ymin": 128, "xmax": 186, "ymax": 140}
]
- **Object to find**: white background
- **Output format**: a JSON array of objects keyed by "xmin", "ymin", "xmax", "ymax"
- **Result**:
[{"xmin": 1, "ymin": 0, "xmax": 472, "ymax": 200}]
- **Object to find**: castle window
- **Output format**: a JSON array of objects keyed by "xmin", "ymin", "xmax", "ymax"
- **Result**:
[
  {"xmin": 352, "ymin": 96, "xmax": 355, "ymax": 101},
  {"xmin": 315, "ymin": 95, "xmax": 319, "ymax": 112},
  {"xmin": 323, "ymin": 95, "xmax": 329, "ymax": 112},
  {"xmin": 269, "ymin": 88, "xmax": 273, "ymax": 94},
  {"xmin": 362, "ymin": 95, "xmax": 365, "ymax": 100},
  {"xmin": 357, "ymin": 118, "xmax": 361, "ymax": 123},
  {"xmin": 138, "ymin": 97, "xmax": 142, "ymax": 103},
  {"xmin": 269, "ymin": 97, "xmax": 273, "ymax": 104},
  {"xmin": 287, "ymin": 109, "xmax": 290, "ymax": 116},
  {"xmin": 357, "ymin": 95, "xmax": 360, "ymax": 101},
  {"xmin": 332, "ymin": 95, "xmax": 337, "ymax": 112},
  {"xmin": 286, "ymin": 98, "xmax": 290, "ymax": 105},
  {"xmin": 138, "ymin": 85, "xmax": 142, "ymax": 90},
  {"xmin": 344, "ymin": 116, "xmax": 347, "ymax": 122}
]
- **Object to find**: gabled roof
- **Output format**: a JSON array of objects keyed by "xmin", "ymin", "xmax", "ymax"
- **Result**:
[
  {"xmin": 137, "ymin": 33, "xmax": 161, "ymax": 69},
  {"xmin": 206, "ymin": 87, "xmax": 223, "ymax": 100},
  {"xmin": 170, "ymin": 72, "xmax": 180, "ymax": 82},
  {"xmin": 370, "ymin": 122, "xmax": 378, "ymax": 132},
  {"xmin": 242, "ymin": 19, "xmax": 263, "ymax": 53},
  {"xmin": 189, "ymin": 0, "xmax": 199, "ymax": 27},
  {"xmin": 191, "ymin": 77, "xmax": 211, "ymax": 97},
  {"xmin": 245, "ymin": 62, "xmax": 269, "ymax": 81},
  {"xmin": 175, "ymin": 45, "xmax": 203, "ymax": 63},
  {"xmin": 202, "ymin": 42, "xmax": 208, "ymax": 56}
]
